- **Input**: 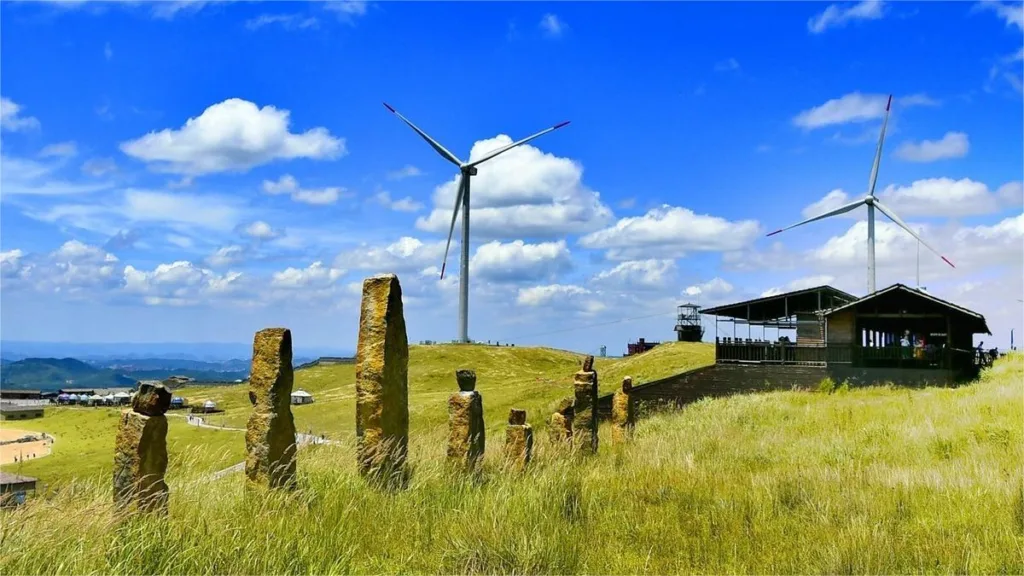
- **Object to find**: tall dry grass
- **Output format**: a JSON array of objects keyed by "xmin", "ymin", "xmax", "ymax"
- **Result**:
[{"xmin": 3, "ymin": 354, "xmax": 1021, "ymax": 574}]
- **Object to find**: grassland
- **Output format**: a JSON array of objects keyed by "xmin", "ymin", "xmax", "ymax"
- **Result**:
[{"xmin": 2, "ymin": 348, "xmax": 1020, "ymax": 574}]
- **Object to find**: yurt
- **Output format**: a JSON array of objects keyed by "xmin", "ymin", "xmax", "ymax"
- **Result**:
[
  {"xmin": 113, "ymin": 392, "xmax": 132, "ymax": 406},
  {"xmin": 202, "ymin": 400, "xmax": 217, "ymax": 413},
  {"xmin": 290, "ymin": 389, "xmax": 314, "ymax": 405}
]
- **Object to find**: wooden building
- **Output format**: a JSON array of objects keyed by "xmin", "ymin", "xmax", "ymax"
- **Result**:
[
  {"xmin": 0, "ymin": 403, "xmax": 44, "ymax": 421},
  {"xmin": 703, "ymin": 284, "xmax": 990, "ymax": 386},
  {"xmin": 0, "ymin": 390, "xmax": 42, "ymax": 400},
  {"xmin": 626, "ymin": 338, "xmax": 660, "ymax": 356},
  {"xmin": 0, "ymin": 472, "xmax": 37, "ymax": 506}
]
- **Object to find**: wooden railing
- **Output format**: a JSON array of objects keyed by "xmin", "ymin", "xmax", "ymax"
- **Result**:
[{"xmin": 714, "ymin": 339, "xmax": 978, "ymax": 371}]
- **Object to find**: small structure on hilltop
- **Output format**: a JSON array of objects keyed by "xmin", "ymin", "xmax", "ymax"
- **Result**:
[
  {"xmin": 191, "ymin": 400, "xmax": 221, "ymax": 414},
  {"xmin": 58, "ymin": 387, "xmax": 95, "ymax": 397},
  {"xmin": 0, "ymin": 403, "xmax": 43, "ymax": 421},
  {"xmin": 290, "ymin": 389, "xmax": 314, "ymax": 405},
  {"xmin": 0, "ymin": 390, "xmax": 42, "ymax": 401},
  {"xmin": 675, "ymin": 303, "xmax": 705, "ymax": 342},
  {"xmin": 0, "ymin": 472, "xmax": 37, "ymax": 507},
  {"xmin": 703, "ymin": 283, "xmax": 991, "ymax": 386},
  {"xmin": 170, "ymin": 396, "xmax": 187, "ymax": 410},
  {"xmin": 626, "ymin": 338, "xmax": 659, "ymax": 356}
]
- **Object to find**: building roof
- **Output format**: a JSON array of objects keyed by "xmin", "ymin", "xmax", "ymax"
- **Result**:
[
  {"xmin": 59, "ymin": 388, "xmax": 96, "ymax": 394},
  {"xmin": 0, "ymin": 471, "xmax": 37, "ymax": 485},
  {"xmin": 0, "ymin": 389, "xmax": 41, "ymax": 395},
  {"xmin": 0, "ymin": 403, "xmax": 43, "ymax": 413},
  {"xmin": 825, "ymin": 283, "xmax": 992, "ymax": 335},
  {"xmin": 701, "ymin": 285, "xmax": 858, "ymax": 322},
  {"xmin": 291, "ymin": 390, "xmax": 313, "ymax": 397}
]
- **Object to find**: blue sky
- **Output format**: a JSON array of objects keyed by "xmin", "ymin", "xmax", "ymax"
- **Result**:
[{"xmin": 1, "ymin": 0, "xmax": 1022, "ymax": 355}]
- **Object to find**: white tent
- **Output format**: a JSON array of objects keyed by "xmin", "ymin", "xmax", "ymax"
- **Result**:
[
  {"xmin": 290, "ymin": 389, "xmax": 314, "ymax": 405},
  {"xmin": 203, "ymin": 400, "xmax": 216, "ymax": 409}
]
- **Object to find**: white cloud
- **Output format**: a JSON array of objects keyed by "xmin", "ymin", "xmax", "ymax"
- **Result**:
[
  {"xmin": 470, "ymin": 239, "xmax": 572, "ymax": 283},
  {"xmin": 0, "ymin": 249, "xmax": 26, "ymax": 279},
  {"xmin": 1, "ymin": 155, "xmax": 112, "ymax": 196},
  {"xmin": 335, "ymin": 236, "xmax": 448, "ymax": 273},
  {"xmin": 46, "ymin": 240, "xmax": 122, "ymax": 294},
  {"xmin": 682, "ymin": 277, "xmax": 735, "ymax": 306},
  {"xmin": 270, "ymin": 261, "xmax": 344, "ymax": 288},
  {"xmin": 123, "ymin": 260, "xmax": 245, "ymax": 306},
  {"xmin": 39, "ymin": 141, "xmax": 78, "ymax": 158},
  {"xmin": 801, "ymin": 189, "xmax": 857, "ymax": 219},
  {"xmin": 877, "ymin": 177, "xmax": 1021, "ymax": 217},
  {"xmin": 808, "ymin": 1, "xmax": 885, "ymax": 34},
  {"xmin": 374, "ymin": 190, "xmax": 423, "ymax": 212},
  {"xmin": 205, "ymin": 245, "xmax": 246, "ymax": 268},
  {"xmin": 894, "ymin": 131, "xmax": 969, "ymax": 162},
  {"xmin": 592, "ymin": 259, "xmax": 676, "ymax": 291},
  {"xmin": 714, "ymin": 58, "xmax": 740, "ymax": 72},
  {"xmin": 761, "ymin": 275, "xmax": 837, "ymax": 297},
  {"xmin": 578, "ymin": 205, "xmax": 761, "ymax": 260},
  {"xmin": 120, "ymin": 98, "xmax": 345, "ymax": 176},
  {"xmin": 325, "ymin": 0, "xmax": 368, "ymax": 18},
  {"xmin": 245, "ymin": 13, "xmax": 318, "ymax": 31},
  {"xmin": 386, "ymin": 165, "xmax": 422, "ymax": 180},
  {"xmin": 241, "ymin": 220, "xmax": 281, "ymax": 240},
  {"xmin": 0, "ymin": 98, "xmax": 40, "ymax": 132},
  {"xmin": 415, "ymin": 135, "xmax": 613, "ymax": 239},
  {"xmin": 262, "ymin": 174, "xmax": 348, "ymax": 206},
  {"xmin": 976, "ymin": 1, "xmax": 1024, "ymax": 31},
  {"xmin": 792, "ymin": 92, "xmax": 938, "ymax": 130},
  {"xmin": 81, "ymin": 157, "xmax": 117, "ymax": 176},
  {"xmin": 539, "ymin": 13, "xmax": 564, "ymax": 37},
  {"xmin": 166, "ymin": 234, "xmax": 194, "ymax": 249},
  {"xmin": 517, "ymin": 283, "xmax": 590, "ymax": 306}
]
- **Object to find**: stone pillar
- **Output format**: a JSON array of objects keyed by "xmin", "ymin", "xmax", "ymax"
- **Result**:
[
  {"xmin": 447, "ymin": 369, "xmax": 485, "ymax": 470},
  {"xmin": 245, "ymin": 328, "xmax": 298, "ymax": 490},
  {"xmin": 504, "ymin": 408, "xmax": 533, "ymax": 469},
  {"xmin": 573, "ymin": 356, "xmax": 598, "ymax": 454},
  {"xmin": 113, "ymin": 382, "xmax": 170, "ymax": 513},
  {"xmin": 356, "ymin": 274, "xmax": 410, "ymax": 483},
  {"xmin": 548, "ymin": 397, "xmax": 575, "ymax": 444},
  {"xmin": 611, "ymin": 376, "xmax": 636, "ymax": 445}
]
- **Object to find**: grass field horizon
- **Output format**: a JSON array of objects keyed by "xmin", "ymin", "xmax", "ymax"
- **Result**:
[{"xmin": 2, "ymin": 345, "xmax": 1021, "ymax": 574}]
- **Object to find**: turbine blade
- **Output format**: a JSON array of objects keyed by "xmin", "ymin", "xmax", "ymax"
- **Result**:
[
  {"xmin": 382, "ymin": 102, "xmax": 464, "ymax": 167},
  {"xmin": 765, "ymin": 199, "xmax": 866, "ymax": 237},
  {"xmin": 873, "ymin": 200, "xmax": 955, "ymax": 268},
  {"xmin": 466, "ymin": 121, "xmax": 571, "ymax": 168},
  {"xmin": 440, "ymin": 174, "xmax": 466, "ymax": 280},
  {"xmin": 866, "ymin": 94, "xmax": 893, "ymax": 197}
]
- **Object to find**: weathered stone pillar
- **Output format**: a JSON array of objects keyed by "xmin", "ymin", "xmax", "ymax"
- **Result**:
[
  {"xmin": 356, "ymin": 274, "xmax": 410, "ymax": 483},
  {"xmin": 447, "ymin": 369, "xmax": 485, "ymax": 470},
  {"xmin": 573, "ymin": 356, "xmax": 599, "ymax": 454},
  {"xmin": 113, "ymin": 382, "xmax": 170, "ymax": 513},
  {"xmin": 549, "ymin": 397, "xmax": 575, "ymax": 444},
  {"xmin": 504, "ymin": 408, "xmax": 533, "ymax": 469},
  {"xmin": 245, "ymin": 328, "xmax": 298, "ymax": 490},
  {"xmin": 611, "ymin": 376, "xmax": 636, "ymax": 445}
]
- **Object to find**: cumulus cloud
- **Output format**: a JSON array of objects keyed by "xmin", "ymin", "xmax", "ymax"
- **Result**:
[
  {"xmin": 373, "ymin": 190, "xmax": 423, "ymax": 212},
  {"xmin": 516, "ymin": 284, "xmax": 604, "ymax": 317},
  {"xmin": 39, "ymin": 141, "xmax": 78, "ymax": 158},
  {"xmin": 415, "ymin": 135, "xmax": 613, "ymax": 239},
  {"xmin": 578, "ymin": 205, "xmax": 761, "ymax": 260},
  {"xmin": 793, "ymin": 92, "xmax": 938, "ymax": 130},
  {"xmin": 807, "ymin": 1, "xmax": 885, "ymax": 34},
  {"xmin": 877, "ymin": 177, "xmax": 1021, "ymax": 217},
  {"xmin": 976, "ymin": 0, "xmax": 1024, "ymax": 31},
  {"xmin": 123, "ymin": 260, "xmax": 245, "ymax": 306},
  {"xmin": 270, "ymin": 261, "xmax": 344, "ymax": 289},
  {"xmin": 45, "ymin": 241, "xmax": 122, "ymax": 295},
  {"xmin": 761, "ymin": 275, "xmax": 837, "ymax": 297},
  {"xmin": 0, "ymin": 97, "xmax": 40, "ymax": 132},
  {"xmin": 240, "ymin": 220, "xmax": 281, "ymax": 240},
  {"xmin": 539, "ymin": 13, "xmax": 564, "ymax": 37},
  {"xmin": 120, "ymin": 98, "xmax": 345, "ymax": 175},
  {"xmin": 894, "ymin": 132, "xmax": 969, "ymax": 162},
  {"xmin": 335, "ymin": 236, "xmax": 449, "ymax": 274},
  {"xmin": 262, "ymin": 174, "xmax": 348, "ymax": 206},
  {"xmin": 0, "ymin": 249, "xmax": 26, "ymax": 279},
  {"xmin": 470, "ymin": 239, "xmax": 572, "ymax": 283},
  {"xmin": 386, "ymin": 165, "xmax": 422, "ymax": 180},
  {"xmin": 205, "ymin": 245, "xmax": 246, "ymax": 268},
  {"xmin": 592, "ymin": 259, "xmax": 676, "ymax": 291}
]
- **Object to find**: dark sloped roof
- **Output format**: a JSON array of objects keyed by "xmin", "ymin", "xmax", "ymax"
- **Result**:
[
  {"xmin": 826, "ymin": 284, "xmax": 991, "ymax": 335},
  {"xmin": 700, "ymin": 285, "xmax": 858, "ymax": 322},
  {"xmin": 0, "ymin": 471, "xmax": 37, "ymax": 485}
]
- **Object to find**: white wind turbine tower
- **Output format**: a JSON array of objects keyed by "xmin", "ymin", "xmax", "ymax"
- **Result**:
[
  {"xmin": 383, "ymin": 102, "xmax": 571, "ymax": 343},
  {"xmin": 766, "ymin": 94, "xmax": 955, "ymax": 294}
]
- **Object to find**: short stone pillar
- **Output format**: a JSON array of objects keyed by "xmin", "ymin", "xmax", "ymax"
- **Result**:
[
  {"xmin": 356, "ymin": 274, "xmax": 410, "ymax": 483},
  {"xmin": 549, "ymin": 397, "xmax": 575, "ymax": 444},
  {"xmin": 611, "ymin": 376, "xmax": 636, "ymax": 445},
  {"xmin": 504, "ymin": 408, "xmax": 533, "ymax": 469},
  {"xmin": 447, "ymin": 369, "xmax": 485, "ymax": 470},
  {"xmin": 573, "ymin": 356, "xmax": 598, "ymax": 454},
  {"xmin": 113, "ymin": 381, "xmax": 170, "ymax": 513},
  {"xmin": 245, "ymin": 328, "xmax": 298, "ymax": 490}
]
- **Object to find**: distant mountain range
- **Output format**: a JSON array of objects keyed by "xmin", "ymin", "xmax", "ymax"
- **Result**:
[
  {"xmin": 0, "ymin": 340, "xmax": 352, "ymax": 362},
  {"xmin": 0, "ymin": 356, "xmax": 257, "ymax": 391}
]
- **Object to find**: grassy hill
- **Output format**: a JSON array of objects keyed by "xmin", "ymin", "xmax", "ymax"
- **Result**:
[
  {"xmin": 4, "ymin": 346, "xmax": 1021, "ymax": 573},
  {"xmin": 0, "ymin": 357, "xmax": 138, "ymax": 390}
]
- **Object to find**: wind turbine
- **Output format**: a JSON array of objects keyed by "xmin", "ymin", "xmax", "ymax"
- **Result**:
[
  {"xmin": 766, "ymin": 94, "xmax": 955, "ymax": 294},
  {"xmin": 383, "ymin": 102, "xmax": 570, "ymax": 343}
]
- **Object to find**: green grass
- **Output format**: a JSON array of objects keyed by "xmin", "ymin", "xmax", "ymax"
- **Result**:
[{"xmin": 2, "ymin": 350, "xmax": 1020, "ymax": 574}]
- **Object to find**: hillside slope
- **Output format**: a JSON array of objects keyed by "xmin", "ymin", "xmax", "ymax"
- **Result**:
[
  {"xmin": 0, "ymin": 357, "xmax": 137, "ymax": 389},
  {"xmin": 4, "ymin": 353, "xmax": 1020, "ymax": 574}
]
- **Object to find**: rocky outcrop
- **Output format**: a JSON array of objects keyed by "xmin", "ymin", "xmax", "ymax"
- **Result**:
[{"xmin": 245, "ymin": 328, "xmax": 298, "ymax": 490}]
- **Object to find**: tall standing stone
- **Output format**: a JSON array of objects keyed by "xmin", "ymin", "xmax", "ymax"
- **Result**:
[
  {"xmin": 549, "ymin": 397, "xmax": 575, "ymax": 444},
  {"xmin": 504, "ymin": 408, "xmax": 533, "ymax": 469},
  {"xmin": 447, "ymin": 369, "xmax": 485, "ymax": 470},
  {"xmin": 356, "ymin": 274, "xmax": 410, "ymax": 483},
  {"xmin": 573, "ymin": 356, "xmax": 599, "ymax": 454},
  {"xmin": 611, "ymin": 376, "xmax": 636, "ymax": 445},
  {"xmin": 113, "ymin": 381, "xmax": 170, "ymax": 513},
  {"xmin": 245, "ymin": 328, "xmax": 298, "ymax": 490}
]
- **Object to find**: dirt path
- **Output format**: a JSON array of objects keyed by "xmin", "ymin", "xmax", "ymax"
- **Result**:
[{"xmin": 0, "ymin": 429, "xmax": 54, "ymax": 465}]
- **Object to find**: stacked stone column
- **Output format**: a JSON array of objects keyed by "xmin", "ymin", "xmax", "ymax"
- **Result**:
[
  {"xmin": 245, "ymin": 328, "xmax": 298, "ymax": 490},
  {"xmin": 573, "ymin": 355, "xmax": 599, "ymax": 454},
  {"xmin": 504, "ymin": 408, "xmax": 533, "ymax": 470},
  {"xmin": 611, "ymin": 376, "xmax": 636, "ymax": 445},
  {"xmin": 447, "ymin": 369, "xmax": 485, "ymax": 470},
  {"xmin": 355, "ymin": 274, "xmax": 410, "ymax": 485},
  {"xmin": 548, "ymin": 397, "xmax": 575, "ymax": 444},
  {"xmin": 112, "ymin": 381, "xmax": 170, "ymax": 513}
]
